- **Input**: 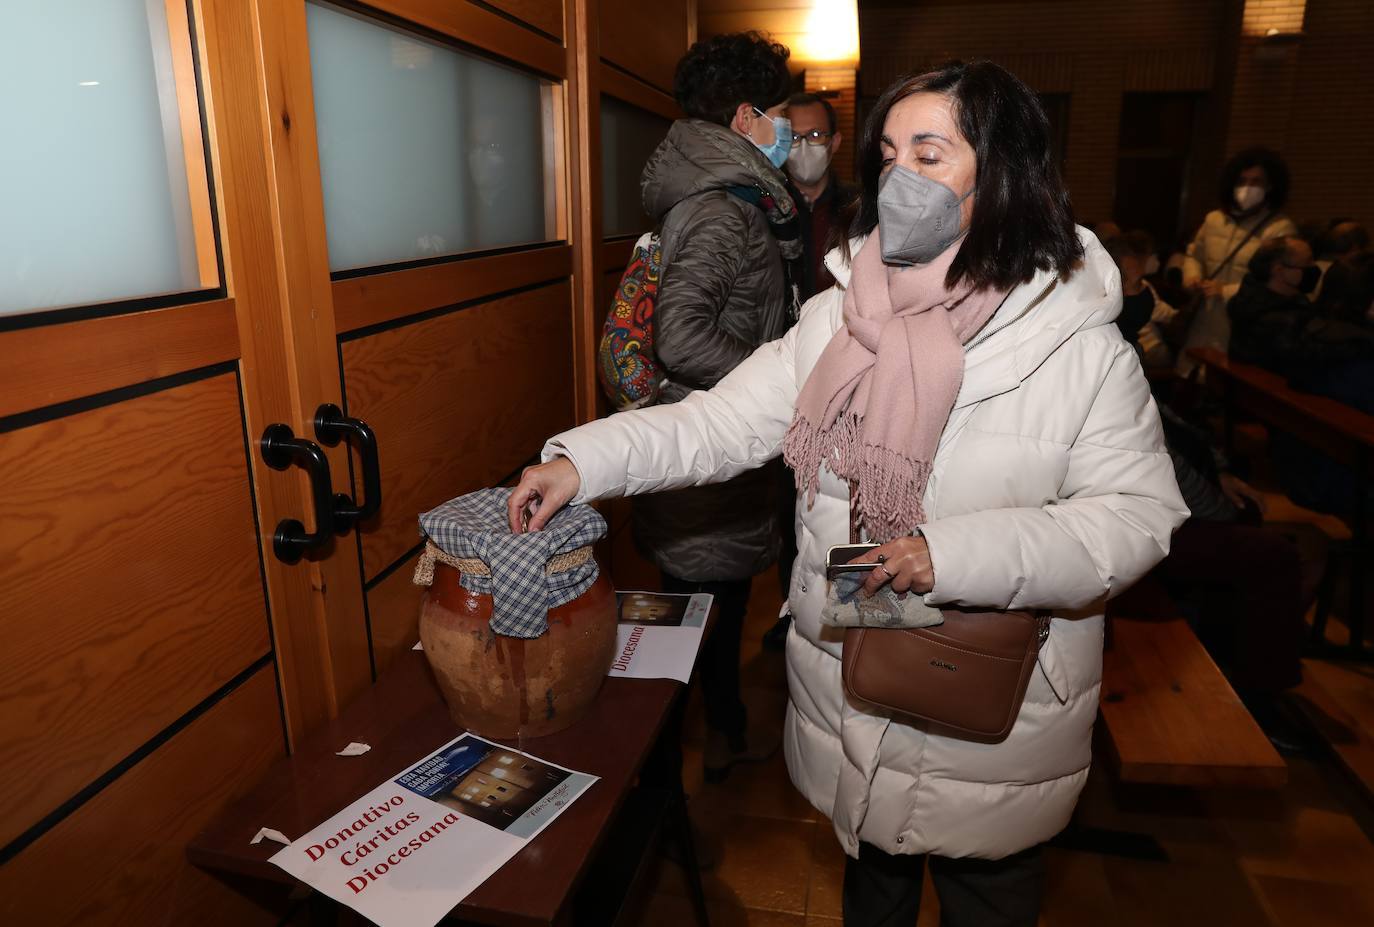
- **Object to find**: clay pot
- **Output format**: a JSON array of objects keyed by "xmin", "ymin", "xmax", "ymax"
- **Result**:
[{"xmin": 419, "ymin": 560, "xmax": 617, "ymax": 740}]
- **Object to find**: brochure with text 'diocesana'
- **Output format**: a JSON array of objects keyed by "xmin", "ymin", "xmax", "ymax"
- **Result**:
[
  {"xmin": 608, "ymin": 591, "xmax": 711, "ymax": 683},
  {"xmin": 270, "ymin": 732, "xmax": 597, "ymax": 927}
]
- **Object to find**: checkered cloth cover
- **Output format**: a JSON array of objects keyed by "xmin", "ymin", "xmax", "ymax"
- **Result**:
[{"xmin": 418, "ymin": 487, "xmax": 606, "ymax": 639}]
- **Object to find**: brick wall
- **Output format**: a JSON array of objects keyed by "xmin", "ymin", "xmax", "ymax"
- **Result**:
[
  {"xmin": 858, "ymin": 0, "xmax": 1225, "ymax": 223},
  {"xmin": 1241, "ymin": 0, "xmax": 1307, "ymax": 35},
  {"xmin": 1276, "ymin": 0, "xmax": 1374, "ymax": 225},
  {"xmin": 856, "ymin": 0, "xmax": 1371, "ymax": 233}
]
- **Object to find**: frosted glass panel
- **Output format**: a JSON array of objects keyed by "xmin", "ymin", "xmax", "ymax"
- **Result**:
[
  {"xmin": 600, "ymin": 97, "xmax": 671, "ymax": 238},
  {"xmin": 0, "ymin": 0, "xmax": 214, "ymax": 317},
  {"xmin": 307, "ymin": 3, "xmax": 558, "ymax": 272}
]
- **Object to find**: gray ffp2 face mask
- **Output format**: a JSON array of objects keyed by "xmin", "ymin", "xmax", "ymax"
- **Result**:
[{"xmin": 877, "ymin": 165, "xmax": 973, "ymax": 266}]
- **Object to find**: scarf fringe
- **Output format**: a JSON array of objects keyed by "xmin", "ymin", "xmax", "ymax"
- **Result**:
[
  {"xmin": 853, "ymin": 444, "xmax": 930, "ymax": 544},
  {"xmin": 784, "ymin": 413, "xmax": 929, "ymax": 542}
]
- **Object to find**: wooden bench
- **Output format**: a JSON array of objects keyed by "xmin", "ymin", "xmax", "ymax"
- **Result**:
[
  {"xmin": 1188, "ymin": 346, "xmax": 1374, "ymax": 654},
  {"xmin": 1098, "ymin": 580, "xmax": 1287, "ymax": 789}
]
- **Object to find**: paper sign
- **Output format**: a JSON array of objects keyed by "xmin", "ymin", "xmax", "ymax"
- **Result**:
[
  {"xmin": 607, "ymin": 592, "xmax": 712, "ymax": 683},
  {"xmin": 271, "ymin": 733, "xmax": 597, "ymax": 927}
]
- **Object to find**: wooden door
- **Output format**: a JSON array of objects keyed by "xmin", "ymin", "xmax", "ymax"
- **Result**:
[
  {"xmin": 0, "ymin": 0, "xmax": 695, "ymax": 923},
  {"xmin": 267, "ymin": 0, "xmax": 692, "ymax": 676},
  {"xmin": 0, "ymin": 1, "xmax": 371, "ymax": 921}
]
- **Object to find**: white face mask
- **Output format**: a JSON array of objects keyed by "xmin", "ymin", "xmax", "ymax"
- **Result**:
[
  {"xmin": 786, "ymin": 141, "xmax": 831, "ymax": 185},
  {"xmin": 1234, "ymin": 184, "xmax": 1265, "ymax": 212}
]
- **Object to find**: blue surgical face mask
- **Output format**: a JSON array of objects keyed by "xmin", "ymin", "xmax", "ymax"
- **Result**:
[{"xmin": 752, "ymin": 107, "xmax": 792, "ymax": 170}]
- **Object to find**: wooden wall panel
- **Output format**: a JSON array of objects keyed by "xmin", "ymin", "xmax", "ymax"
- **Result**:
[
  {"xmin": 482, "ymin": 0, "xmax": 565, "ymax": 41},
  {"xmin": 364, "ymin": 0, "xmax": 566, "ymax": 77},
  {"xmin": 600, "ymin": 64, "xmax": 681, "ymax": 120},
  {"xmin": 332, "ymin": 246, "xmax": 573, "ymax": 335},
  {"xmin": 0, "ymin": 300, "xmax": 239, "ymax": 419},
  {"xmin": 0, "ymin": 666, "xmax": 285, "ymax": 926},
  {"xmin": 599, "ymin": 0, "xmax": 690, "ymax": 93},
  {"xmin": 0, "ymin": 372, "xmax": 271, "ymax": 847},
  {"xmin": 342, "ymin": 282, "xmax": 577, "ymax": 578},
  {"xmin": 367, "ymin": 552, "xmax": 425, "ymax": 674}
]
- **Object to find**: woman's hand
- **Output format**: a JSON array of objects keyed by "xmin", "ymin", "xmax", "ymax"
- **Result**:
[
  {"xmin": 1193, "ymin": 278, "xmax": 1222, "ymax": 298},
  {"xmin": 1219, "ymin": 472, "xmax": 1268, "ymax": 516},
  {"xmin": 855, "ymin": 535, "xmax": 935, "ymax": 598},
  {"xmin": 507, "ymin": 458, "xmax": 581, "ymax": 533}
]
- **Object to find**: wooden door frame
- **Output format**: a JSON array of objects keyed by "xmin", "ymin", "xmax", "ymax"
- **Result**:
[
  {"xmin": 567, "ymin": 0, "xmax": 603, "ymax": 425},
  {"xmin": 198, "ymin": 0, "xmax": 372, "ymax": 744}
]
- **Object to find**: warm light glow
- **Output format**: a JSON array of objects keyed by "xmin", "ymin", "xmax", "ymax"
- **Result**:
[
  {"xmin": 1242, "ymin": 0, "xmax": 1306, "ymax": 37},
  {"xmin": 796, "ymin": 0, "xmax": 859, "ymax": 65}
]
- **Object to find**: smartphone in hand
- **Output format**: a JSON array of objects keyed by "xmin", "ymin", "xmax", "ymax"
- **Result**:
[{"xmin": 825, "ymin": 543, "xmax": 881, "ymax": 580}]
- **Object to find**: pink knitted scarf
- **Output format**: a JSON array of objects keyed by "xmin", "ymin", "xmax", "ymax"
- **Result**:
[{"xmin": 783, "ymin": 234, "xmax": 1006, "ymax": 542}]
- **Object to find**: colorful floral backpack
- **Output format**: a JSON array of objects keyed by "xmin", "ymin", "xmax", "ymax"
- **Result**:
[{"xmin": 597, "ymin": 232, "xmax": 665, "ymax": 411}]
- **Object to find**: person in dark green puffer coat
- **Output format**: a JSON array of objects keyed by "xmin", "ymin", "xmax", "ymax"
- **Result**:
[{"xmin": 635, "ymin": 31, "xmax": 802, "ymax": 783}]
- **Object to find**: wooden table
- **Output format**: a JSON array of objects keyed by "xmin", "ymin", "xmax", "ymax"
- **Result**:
[
  {"xmin": 1189, "ymin": 346, "xmax": 1374, "ymax": 655},
  {"xmin": 187, "ymin": 649, "xmax": 702, "ymax": 926}
]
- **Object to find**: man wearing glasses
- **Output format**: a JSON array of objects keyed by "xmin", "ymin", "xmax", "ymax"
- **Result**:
[{"xmin": 784, "ymin": 92, "xmax": 854, "ymax": 302}]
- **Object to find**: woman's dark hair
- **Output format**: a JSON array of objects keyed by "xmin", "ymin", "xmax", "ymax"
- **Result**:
[
  {"xmin": 846, "ymin": 61, "xmax": 1083, "ymax": 292},
  {"xmin": 673, "ymin": 32, "xmax": 791, "ymax": 127},
  {"xmin": 1218, "ymin": 147, "xmax": 1291, "ymax": 213}
]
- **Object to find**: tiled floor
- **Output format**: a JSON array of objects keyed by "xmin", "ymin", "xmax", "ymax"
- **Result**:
[{"xmin": 616, "ymin": 555, "xmax": 1374, "ymax": 926}]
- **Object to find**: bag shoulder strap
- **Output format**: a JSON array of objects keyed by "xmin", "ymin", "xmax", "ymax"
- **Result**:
[{"xmin": 1204, "ymin": 211, "xmax": 1276, "ymax": 281}]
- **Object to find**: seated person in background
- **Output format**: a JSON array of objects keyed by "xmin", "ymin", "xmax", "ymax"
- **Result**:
[
  {"xmin": 1229, "ymin": 237, "xmax": 1374, "ymax": 516},
  {"xmin": 1102, "ymin": 231, "xmax": 1188, "ymax": 371},
  {"xmin": 1228, "ymin": 236, "xmax": 1374, "ymax": 410},
  {"xmin": 1089, "ymin": 219, "xmax": 1122, "ymax": 242},
  {"xmin": 1313, "ymin": 220, "xmax": 1369, "ymax": 302},
  {"xmin": 1317, "ymin": 246, "xmax": 1374, "ymax": 328}
]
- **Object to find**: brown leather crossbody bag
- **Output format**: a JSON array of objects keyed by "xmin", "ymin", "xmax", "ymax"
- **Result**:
[{"xmin": 840, "ymin": 609, "xmax": 1050, "ymax": 742}]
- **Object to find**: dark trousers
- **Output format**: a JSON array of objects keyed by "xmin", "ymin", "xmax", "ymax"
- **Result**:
[
  {"xmin": 639, "ymin": 573, "xmax": 753, "ymax": 791},
  {"xmin": 843, "ymin": 842, "xmax": 1045, "ymax": 927},
  {"xmin": 660, "ymin": 572, "xmax": 752, "ymax": 736},
  {"xmin": 1155, "ymin": 519, "xmax": 1305, "ymax": 693}
]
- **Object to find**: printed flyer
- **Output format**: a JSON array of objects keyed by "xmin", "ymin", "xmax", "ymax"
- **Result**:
[
  {"xmin": 607, "ymin": 591, "xmax": 712, "ymax": 683},
  {"xmin": 271, "ymin": 733, "xmax": 597, "ymax": 927}
]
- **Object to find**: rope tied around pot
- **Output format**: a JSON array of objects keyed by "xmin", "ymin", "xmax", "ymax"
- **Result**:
[{"xmin": 413, "ymin": 541, "xmax": 593, "ymax": 586}]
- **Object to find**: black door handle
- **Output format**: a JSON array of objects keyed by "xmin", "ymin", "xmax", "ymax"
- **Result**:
[
  {"xmin": 314, "ymin": 403, "xmax": 382, "ymax": 531},
  {"xmin": 260, "ymin": 424, "xmax": 335, "ymax": 563}
]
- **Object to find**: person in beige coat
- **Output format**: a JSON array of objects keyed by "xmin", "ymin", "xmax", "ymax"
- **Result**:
[
  {"xmin": 511, "ymin": 62, "xmax": 1187, "ymax": 926},
  {"xmin": 1177, "ymin": 147, "xmax": 1297, "ymax": 374}
]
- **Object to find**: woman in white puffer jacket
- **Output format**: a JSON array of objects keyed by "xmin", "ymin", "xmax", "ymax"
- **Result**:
[{"xmin": 511, "ymin": 62, "xmax": 1187, "ymax": 926}]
